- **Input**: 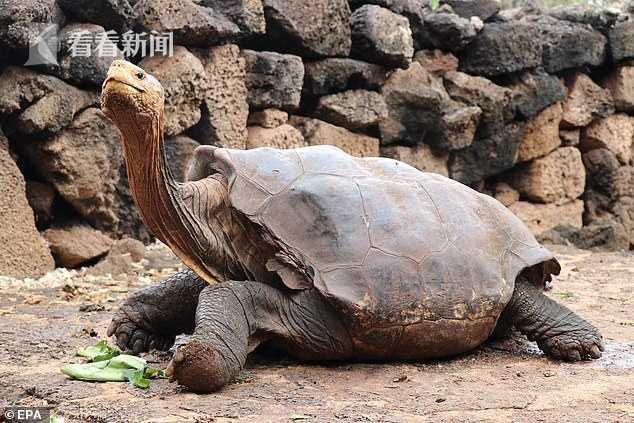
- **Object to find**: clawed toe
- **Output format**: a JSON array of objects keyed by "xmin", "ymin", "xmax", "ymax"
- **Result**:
[
  {"xmin": 538, "ymin": 331, "xmax": 604, "ymax": 362},
  {"xmin": 107, "ymin": 310, "xmax": 175, "ymax": 354}
]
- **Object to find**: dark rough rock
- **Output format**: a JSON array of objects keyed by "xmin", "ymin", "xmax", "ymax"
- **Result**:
[
  {"xmin": 496, "ymin": 3, "xmax": 542, "ymax": 22},
  {"xmin": 289, "ymin": 116, "xmax": 380, "ymax": 157},
  {"xmin": 262, "ymin": 0, "xmax": 351, "ymax": 58},
  {"xmin": 538, "ymin": 221, "xmax": 630, "ymax": 251},
  {"xmin": 560, "ymin": 128, "xmax": 581, "ymax": 147},
  {"xmin": 608, "ymin": 21, "xmax": 634, "ymax": 62},
  {"xmin": 0, "ymin": 49, "xmax": 7, "ymax": 74},
  {"xmin": 88, "ymin": 237, "xmax": 146, "ymax": 276},
  {"xmin": 418, "ymin": 12, "xmax": 477, "ymax": 53},
  {"xmin": 164, "ymin": 136, "xmax": 200, "ymax": 182},
  {"xmin": 116, "ymin": 167, "xmax": 152, "ymax": 244},
  {"xmin": 506, "ymin": 68, "xmax": 567, "ymax": 120},
  {"xmin": 582, "ymin": 148, "xmax": 622, "ymax": 203},
  {"xmin": 26, "ymin": 180, "xmax": 57, "ymax": 229},
  {"xmin": 547, "ymin": 5, "xmax": 620, "ymax": 31},
  {"xmin": 52, "ymin": 23, "xmax": 124, "ymax": 86},
  {"xmin": 459, "ymin": 22, "xmax": 542, "ymax": 76},
  {"xmin": 413, "ymin": 49, "xmax": 459, "ymax": 76},
  {"xmin": 349, "ymin": 0, "xmax": 428, "ymax": 50},
  {"xmin": 314, "ymin": 89, "xmax": 388, "ymax": 133},
  {"xmin": 0, "ymin": 130, "xmax": 55, "ymax": 278},
  {"xmin": 536, "ymin": 225, "xmax": 572, "ymax": 246},
  {"xmin": 242, "ymin": 50, "xmax": 304, "ymax": 111},
  {"xmin": 573, "ymin": 221, "xmax": 631, "ymax": 251},
  {"xmin": 190, "ymin": 44, "xmax": 248, "ymax": 149},
  {"xmin": 303, "ymin": 58, "xmax": 386, "ymax": 97},
  {"xmin": 138, "ymin": 0, "xmax": 240, "ymax": 46},
  {"xmin": 0, "ymin": 66, "xmax": 98, "ymax": 135},
  {"xmin": 379, "ymin": 63, "xmax": 480, "ymax": 150},
  {"xmin": 443, "ymin": 70, "xmax": 513, "ymax": 131},
  {"xmin": 623, "ymin": 166, "xmax": 634, "ymax": 244},
  {"xmin": 440, "ymin": 0, "xmax": 500, "ymax": 21},
  {"xmin": 202, "ymin": 0, "xmax": 266, "ymax": 37},
  {"xmin": 139, "ymin": 46, "xmax": 208, "ymax": 137},
  {"xmin": 0, "ymin": 0, "xmax": 65, "ymax": 51},
  {"xmin": 522, "ymin": 15, "xmax": 607, "ymax": 74},
  {"xmin": 18, "ymin": 108, "xmax": 146, "ymax": 240},
  {"xmin": 582, "ymin": 149, "xmax": 632, "ymax": 249},
  {"xmin": 436, "ymin": 102, "xmax": 481, "ymax": 150},
  {"xmin": 44, "ymin": 221, "xmax": 114, "ymax": 268},
  {"xmin": 351, "ymin": 5, "xmax": 414, "ymax": 69},
  {"xmin": 449, "ymin": 121, "xmax": 526, "ymax": 185},
  {"xmin": 56, "ymin": 0, "xmax": 139, "ymax": 32},
  {"xmin": 379, "ymin": 62, "xmax": 450, "ymax": 145}
]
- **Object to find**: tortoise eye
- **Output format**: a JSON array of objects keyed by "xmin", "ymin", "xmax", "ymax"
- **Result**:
[{"xmin": 136, "ymin": 72, "xmax": 145, "ymax": 80}]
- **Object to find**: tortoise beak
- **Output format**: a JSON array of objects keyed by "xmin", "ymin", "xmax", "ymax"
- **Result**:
[{"xmin": 102, "ymin": 60, "xmax": 146, "ymax": 93}]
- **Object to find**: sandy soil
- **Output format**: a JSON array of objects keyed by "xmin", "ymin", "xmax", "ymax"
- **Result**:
[{"xmin": 0, "ymin": 244, "xmax": 632, "ymax": 423}]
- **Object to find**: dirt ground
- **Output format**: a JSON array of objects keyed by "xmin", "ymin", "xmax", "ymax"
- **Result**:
[{"xmin": 0, "ymin": 244, "xmax": 632, "ymax": 423}]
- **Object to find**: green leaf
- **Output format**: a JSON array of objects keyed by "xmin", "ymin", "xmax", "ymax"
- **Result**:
[
  {"xmin": 64, "ymin": 342, "xmax": 167, "ymax": 389},
  {"xmin": 144, "ymin": 366, "xmax": 167, "ymax": 379},
  {"xmin": 108, "ymin": 354, "xmax": 147, "ymax": 371},
  {"xmin": 125, "ymin": 369, "xmax": 151, "ymax": 389},
  {"xmin": 431, "ymin": 0, "xmax": 440, "ymax": 10},
  {"xmin": 61, "ymin": 361, "xmax": 128, "ymax": 382},
  {"xmin": 77, "ymin": 340, "xmax": 120, "ymax": 362}
]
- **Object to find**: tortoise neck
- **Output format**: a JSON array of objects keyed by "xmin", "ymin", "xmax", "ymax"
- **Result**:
[{"xmin": 118, "ymin": 110, "xmax": 214, "ymax": 279}]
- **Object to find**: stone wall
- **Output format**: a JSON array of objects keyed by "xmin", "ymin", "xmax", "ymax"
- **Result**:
[{"xmin": 1, "ymin": 0, "xmax": 633, "ymax": 276}]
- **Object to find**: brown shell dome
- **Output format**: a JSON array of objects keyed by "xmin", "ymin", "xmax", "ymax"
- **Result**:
[{"xmin": 201, "ymin": 145, "xmax": 559, "ymax": 354}]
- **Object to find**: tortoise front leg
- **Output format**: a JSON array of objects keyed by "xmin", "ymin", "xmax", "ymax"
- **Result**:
[
  {"xmin": 107, "ymin": 269, "xmax": 207, "ymax": 353},
  {"xmin": 166, "ymin": 281, "xmax": 353, "ymax": 393},
  {"xmin": 504, "ymin": 277, "xmax": 604, "ymax": 361}
]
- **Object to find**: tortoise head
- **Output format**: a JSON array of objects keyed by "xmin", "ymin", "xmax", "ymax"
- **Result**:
[{"xmin": 101, "ymin": 60, "xmax": 165, "ymax": 133}]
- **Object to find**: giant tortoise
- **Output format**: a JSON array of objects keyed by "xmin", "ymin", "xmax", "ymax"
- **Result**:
[{"xmin": 101, "ymin": 60, "xmax": 603, "ymax": 393}]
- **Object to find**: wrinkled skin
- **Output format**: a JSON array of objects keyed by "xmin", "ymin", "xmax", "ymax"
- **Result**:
[
  {"xmin": 110, "ymin": 273, "xmax": 353, "ymax": 392},
  {"xmin": 504, "ymin": 277, "xmax": 603, "ymax": 361},
  {"xmin": 109, "ymin": 270, "xmax": 602, "ymax": 393},
  {"xmin": 102, "ymin": 60, "xmax": 603, "ymax": 394}
]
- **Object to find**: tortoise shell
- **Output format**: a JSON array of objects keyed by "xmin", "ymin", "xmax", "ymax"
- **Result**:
[{"xmin": 197, "ymin": 145, "xmax": 559, "ymax": 357}]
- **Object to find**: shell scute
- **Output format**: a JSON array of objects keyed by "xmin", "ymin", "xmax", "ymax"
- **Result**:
[
  {"xmin": 259, "ymin": 173, "xmax": 371, "ymax": 270},
  {"xmin": 208, "ymin": 146, "xmax": 557, "ymax": 332}
]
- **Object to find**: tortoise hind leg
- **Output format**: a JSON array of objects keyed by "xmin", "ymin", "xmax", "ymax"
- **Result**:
[
  {"xmin": 165, "ymin": 281, "xmax": 353, "ymax": 392},
  {"xmin": 503, "ymin": 277, "xmax": 604, "ymax": 361},
  {"xmin": 107, "ymin": 269, "xmax": 207, "ymax": 353}
]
